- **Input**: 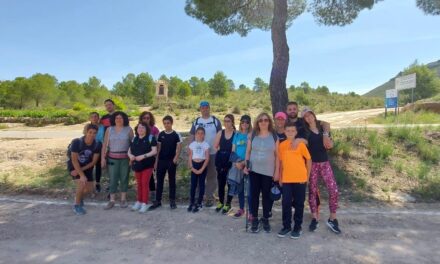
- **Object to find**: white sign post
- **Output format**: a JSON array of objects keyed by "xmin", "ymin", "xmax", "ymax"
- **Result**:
[{"xmin": 395, "ymin": 73, "xmax": 416, "ymax": 103}]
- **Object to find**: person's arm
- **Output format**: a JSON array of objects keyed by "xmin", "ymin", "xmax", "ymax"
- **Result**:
[
  {"xmin": 174, "ymin": 141, "xmax": 182, "ymax": 164},
  {"xmin": 197, "ymin": 148, "xmax": 210, "ymax": 174},
  {"xmin": 320, "ymin": 120, "xmax": 332, "ymax": 149},
  {"xmin": 306, "ymin": 159, "xmax": 312, "ymax": 182},
  {"xmin": 292, "ymin": 138, "xmax": 308, "ymax": 149},
  {"xmin": 274, "ymin": 140, "xmax": 281, "ymax": 182},
  {"xmin": 213, "ymin": 130, "xmax": 222, "ymax": 151},
  {"xmin": 101, "ymin": 129, "xmax": 109, "ymax": 168},
  {"xmin": 188, "ymin": 146, "xmax": 193, "ymax": 170},
  {"xmin": 129, "ymin": 127, "xmax": 134, "ymax": 141},
  {"xmin": 71, "ymin": 151, "xmax": 86, "ymax": 185},
  {"xmin": 154, "ymin": 141, "xmax": 161, "ymax": 169},
  {"xmin": 243, "ymin": 134, "xmax": 252, "ymax": 174}
]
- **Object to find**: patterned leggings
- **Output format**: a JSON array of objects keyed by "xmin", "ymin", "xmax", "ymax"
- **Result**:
[{"xmin": 308, "ymin": 161, "xmax": 338, "ymax": 214}]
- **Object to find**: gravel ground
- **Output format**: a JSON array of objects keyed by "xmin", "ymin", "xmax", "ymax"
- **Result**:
[{"xmin": 0, "ymin": 197, "xmax": 439, "ymax": 264}]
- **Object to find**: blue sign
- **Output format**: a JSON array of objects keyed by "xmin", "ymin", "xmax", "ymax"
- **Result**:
[{"xmin": 386, "ymin": 97, "xmax": 398, "ymax": 108}]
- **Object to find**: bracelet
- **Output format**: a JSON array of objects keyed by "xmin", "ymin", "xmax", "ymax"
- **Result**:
[
  {"xmin": 323, "ymin": 132, "xmax": 329, "ymax": 136},
  {"xmin": 144, "ymin": 153, "xmax": 148, "ymax": 158}
]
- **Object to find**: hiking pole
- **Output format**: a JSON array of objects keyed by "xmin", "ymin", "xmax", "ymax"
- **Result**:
[{"xmin": 244, "ymin": 172, "xmax": 249, "ymax": 232}]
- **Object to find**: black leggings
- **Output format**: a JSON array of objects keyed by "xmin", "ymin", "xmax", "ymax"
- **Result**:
[
  {"xmin": 217, "ymin": 167, "xmax": 232, "ymax": 205},
  {"xmin": 250, "ymin": 171, "xmax": 272, "ymax": 219},
  {"xmin": 95, "ymin": 158, "xmax": 101, "ymax": 183}
]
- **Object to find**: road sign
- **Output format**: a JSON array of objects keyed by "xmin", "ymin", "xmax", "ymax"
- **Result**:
[
  {"xmin": 386, "ymin": 89, "xmax": 398, "ymax": 98},
  {"xmin": 385, "ymin": 89, "xmax": 398, "ymax": 109},
  {"xmin": 395, "ymin": 73, "xmax": 416, "ymax": 91}
]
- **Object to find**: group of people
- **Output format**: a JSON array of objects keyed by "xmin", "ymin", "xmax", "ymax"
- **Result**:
[{"xmin": 68, "ymin": 98, "xmax": 341, "ymax": 239}]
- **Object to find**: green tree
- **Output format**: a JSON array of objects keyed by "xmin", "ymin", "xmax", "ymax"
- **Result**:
[
  {"xmin": 300, "ymin": 81, "xmax": 312, "ymax": 94},
  {"xmin": 178, "ymin": 81, "xmax": 192, "ymax": 97},
  {"xmin": 401, "ymin": 64, "xmax": 440, "ymax": 102},
  {"xmin": 316, "ymin": 85, "xmax": 329, "ymax": 95},
  {"xmin": 189, "ymin": 76, "xmax": 202, "ymax": 95},
  {"xmin": 58, "ymin": 80, "xmax": 85, "ymax": 104},
  {"xmin": 168, "ymin": 76, "xmax": 184, "ymax": 98},
  {"xmin": 227, "ymin": 79, "xmax": 235, "ymax": 91},
  {"xmin": 209, "ymin": 71, "xmax": 229, "ymax": 97},
  {"xmin": 83, "ymin": 76, "xmax": 110, "ymax": 106},
  {"xmin": 238, "ymin": 84, "xmax": 250, "ymax": 91},
  {"xmin": 185, "ymin": 1, "xmax": 437, "ymax": 113},
  {"xmin": 29, "ymin": 73, "xmax": 57, "ymax": 107},
  {"xmin": 253, "ymin": 77, "xmax": 268, "ymax": 92},
  {"xmin": 134, "ymin": 72, "xmax": 155, "ymax": 105},
  {"xmin": 1, "ymin": 78, "xmax": 32, "ymax": 109},
  {"xmin": 113, "ymin": 73, "xmax": 136, "ymax": 98}
]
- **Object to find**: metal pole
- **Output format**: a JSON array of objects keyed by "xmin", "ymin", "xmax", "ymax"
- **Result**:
[{"xmin": 411, "ymin": 88, "xmax": 414, "ymax": 103}]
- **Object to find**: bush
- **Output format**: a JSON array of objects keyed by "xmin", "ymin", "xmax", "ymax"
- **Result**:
[{"xmin": 232, "ymin": 105, "xmax": 241, "ymax": 114}]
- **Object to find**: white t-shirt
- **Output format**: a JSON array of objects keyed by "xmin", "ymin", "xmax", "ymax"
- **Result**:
[
  {"xmin": 189, "ymin": 141, "xmax": 210, "ymax": 160},
  {"xmin": 190, "ymin": 116, "xmax": 222, "ymax": 155}
]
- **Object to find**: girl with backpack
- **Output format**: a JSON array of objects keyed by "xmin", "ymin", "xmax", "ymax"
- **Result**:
[
  {"xmin": 213, "ymin": 114, "xmax": 236, "ymax": 215},
  {"xmin": 128, "ymin": 123, "xmax": 158, "ymax": 213},
  {"xmin": 244, "ymin": 113, "xmax": 279, "ymax": 233}
]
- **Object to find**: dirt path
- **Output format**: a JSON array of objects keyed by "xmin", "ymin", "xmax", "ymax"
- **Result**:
[{"xmin": 0, "ymin": 196, "xmax": 439, "ymax": 264}]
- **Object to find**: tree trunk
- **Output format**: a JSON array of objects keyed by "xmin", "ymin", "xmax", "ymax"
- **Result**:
[{"xmin": 269, "ymin": 0, "xmax": 289, "ymax": 115}]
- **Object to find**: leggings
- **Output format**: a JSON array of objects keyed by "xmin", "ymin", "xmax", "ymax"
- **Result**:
[
  {"xmin": 250, "ymin": 171, "xmax": 272, "ymax": 219},
  {"xmin": 308, "ymin": 161, "xmax": 338, "ymax": 214},
  {"xmin": 190, "ymin": 161, "xmax": 208, "ymax": 205},
  {"xmin": 94, "ymin": 158, "xmax": 101, "ymax": 183},
  {"xmin": 217, "ymin": 167, "xmax": 232, "ymax": 205},
  {"xmin": 135, "ymin": 168, "xmax": 153, "ymax": 204}
]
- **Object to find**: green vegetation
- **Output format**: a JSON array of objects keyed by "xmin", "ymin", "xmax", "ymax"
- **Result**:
[
  {"xmin": 370, "ymin": 110, "xmax": 440, "ymax": 124},
  {"xmin": 363, "ymin": 60, "xmax": 440, "ymax": 101}
]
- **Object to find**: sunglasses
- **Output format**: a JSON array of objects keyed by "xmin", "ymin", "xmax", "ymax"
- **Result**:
[
  {"xmin": 240, "ymin": 121, "xmax": 249, "ymax": 124},
  {"xmin": 258, "ymin": 118, "xmax": 269, "ymax": 123},
  {"xmin": 224, "ymin": 119, "xmax": 232, "ymax": 123}
]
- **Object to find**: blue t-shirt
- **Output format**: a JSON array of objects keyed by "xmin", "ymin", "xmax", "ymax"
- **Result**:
[{"xmin": 232, "ymin": 132, "xmax": 248, "ymax": 160}]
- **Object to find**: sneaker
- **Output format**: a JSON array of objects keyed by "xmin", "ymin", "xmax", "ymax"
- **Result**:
[
  {"xmin": 309, "ymin": 218, "xmax": 319, "ymax": 232},
  {"xmin": 148, "ymin": 201, "xmax": 162, "ymax": 211},
  {"xmin": 131, "ymin": 201, "xmax": 142, "ymax": 211},
  {"xmin": 277, "ymin": 227, "xmax": 291, "ymax": 238},
  {"xmin": 96, "ymin": 183, "xmax": 101, "ymax": 193},
  {"xmin": 104, "ymin": 201, "xmax": 115, "ymax": 210},
  {"xmin": 73, "ymin": 205, "xmax": 85, "ymax": 215},
  {"xmin": 215, "ymin": 202, "xmax": 223, "ymax": 213},
  {"xmin": 139, "ymin": 203, "xmax": 148, "ymax": 213},
  {"xmin": 327, "ymin": 219, "xmax": 341, "ymax": 234},
  {"xmin": 233, "ymin": 209, "xmax": 244, "ymax": 218},
  {"xmin": 291, "ymin": 226, "xmax": 302, "ymax": 239},
  {"xmin": 261, "ymin": 218, "xmax": 271, "ymax": 233},
  {"xmin": 187, "ymin": 204, "xmax": 194, "ymax": 212},
  {"xmin": 205, "ymin": 199, "xmax": 214, "ymax": 208},
  {"xmin": 120, "ymin": 200, "xmax": 128, "ymax": 208},
  {"xmin": 251, "ymin": 218, "xmax": 260, "ymax": 233},
  {"xmin": 170, "ymin": 200, "xmax": 177, "ymax": 210},
  {"xmin": 221, "ymin": 205, "xmax": 231, "ymax": 215},
  {"xmin": 192, "ymin": 204, "xmax": 201, "ymax": 213}
]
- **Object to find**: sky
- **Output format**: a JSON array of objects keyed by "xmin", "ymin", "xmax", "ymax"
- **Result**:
[{"xmin": 1, "ymin": 0, "xmax": 439, "ymax": 95}]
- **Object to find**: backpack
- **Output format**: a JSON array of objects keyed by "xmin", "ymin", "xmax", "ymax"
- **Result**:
[{"xmin": 194, "ymin": 116, "xmax": 221, "ymax": 132}]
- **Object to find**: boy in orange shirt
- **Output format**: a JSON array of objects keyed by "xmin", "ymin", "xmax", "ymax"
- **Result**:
[{"xmin": 274, "ymin": 122, "xmax": 311, "ymax": 239}]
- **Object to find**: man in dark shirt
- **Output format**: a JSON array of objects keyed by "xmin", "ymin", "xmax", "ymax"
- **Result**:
[
  {"xmin": 69, "ymin": 124, "xmax": 102, "ymax": 215},
  {"xmin": 286, "ymin": 101, "xmax": 332, "ymax": 148},
  {"xmin": 149, "ymin": 115, "xmax": 182, "ymax": 210},
  {"xmin": 100, "ymin": 99, "xmax": 116, "ymax": 130}
]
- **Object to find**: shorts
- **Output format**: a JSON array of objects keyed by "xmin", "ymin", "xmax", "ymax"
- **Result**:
[{"xmin": 71, "ymin": 169, "xmax": 94, "ymax": 182}]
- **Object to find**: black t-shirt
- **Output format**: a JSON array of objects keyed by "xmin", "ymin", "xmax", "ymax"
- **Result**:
[
  {"xmin": 68, "ymin": 137, "xmax": 102, "ymax": 172},
  {"xmin": 306, "ymin": 130, "xmax": 328, "ymax": 162},
  {"xmin": 276, "ymin": 132, "xmax": 287, "ymax": 143},
  {"xmin": 157, "ymin": 130, "xmax": 182, "ymax": 160},
  {"xmin": 130, "ymin": 135, "xmax": 158, "ymax": 171}
]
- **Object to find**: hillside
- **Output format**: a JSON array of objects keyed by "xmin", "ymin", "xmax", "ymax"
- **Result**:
[{"xmin": 363, "ymin": 59, "xmax": 440, "ymax": 97}]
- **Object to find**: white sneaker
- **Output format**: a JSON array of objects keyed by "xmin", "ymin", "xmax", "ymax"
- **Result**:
[
  {"xmin": 139, "ymin": 203, "xmax": 148, "ymax": 213},
  {"xmin": 131, "ymin": 201, "xmax": 141, "ymax": 211}
]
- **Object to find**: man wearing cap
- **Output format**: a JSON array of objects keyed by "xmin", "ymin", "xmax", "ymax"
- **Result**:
[
  {"xmin": 286, "ymin": 101, "xmax": 331, "ymax": 148},
  {"xmin": 189, "ymin": 101, "xmax": 222, "ymax": 207}
]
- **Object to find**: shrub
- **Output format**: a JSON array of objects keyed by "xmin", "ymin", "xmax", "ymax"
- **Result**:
[{"xmin": 232, "ymin": 105, "xmax": 241, "ymax": 114}]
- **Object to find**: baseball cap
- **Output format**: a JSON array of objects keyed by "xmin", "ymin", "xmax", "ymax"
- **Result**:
[
  {"xmin": 240, "ymin": 114, "xmax": 251, "ymax": 123},
  {"xmin": 274, "ymin": 112, "xmax": 287, "ymax": 120},
  {"xmin": 199, "ymin": 101, "xmax": 210, "ymax": 107},
  {"xmin": 270, "ymin": 184, "xmax": 282, "ymax": 201}
]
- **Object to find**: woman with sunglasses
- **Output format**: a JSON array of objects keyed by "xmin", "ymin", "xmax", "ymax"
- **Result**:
[
  {"xmin": 213, "ymin": 114, "xmax": 236, "ymax": 214},
  {"xmin": 244, "ymin": 113, "xmax": 279, "ymax": 233}
]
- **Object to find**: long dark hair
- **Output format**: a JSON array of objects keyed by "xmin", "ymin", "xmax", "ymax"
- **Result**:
[
  {"xmin": 303, "ymin": 111, "xmax": 322, "ymax": 133},
  {"xmin": 253, "ymin": 112, "xmax": 275, "ymax": 135},
  {"xmin": 224, "ymin": 114, "xmax": 236, "ymax": 130},
  {"xmin": 139, "ymin": 111, "xmax": 156, "ymax": 126}
]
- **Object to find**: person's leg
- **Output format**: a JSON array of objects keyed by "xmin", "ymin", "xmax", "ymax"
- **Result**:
[
  {"xmin": 119, "ymin": 158, "xmax": 130, "ymax": 202},
  {"xmin": 250, "ymin": 172, "xmax": 261, "ymax": 219},
  {"xmin": 321, "ymin": 161, "xmax": 339, "ymax": 219},
  {"xmin": 168, "ymin": 161, "xmax": 177, "ymax": 202},
  {"xmin": 308, "ymin": 162, "xmax": 320, "ymax": 219},
  {"xmin": 189, "ymin": 162, "xmax": 199, "ymax": 205},
  {"xmin": 197, "ymin": 167, "xmax": 207, "ymax": 205},
  {"xmin": 142, "ymin": 168, "xmax": 153, "ymax": 204},
  {"xmin": 108, "ymin": 158, "xmax": 118, "ymax": 202},
  {"xmin": 217, "ymin": 167, "xmax": 227, "ymax": 205},
  {"xmin": 74, "ymin": 180, "xmax": 85, "ymax": 205},
  {"xmin": 155, "ymin": 160, "xmax": 167, "ymax": 203},
  {"xmin": 261, "ymin": 175, "xmax": 272, "ymax": 219},
  {"xmin": 135, "ymin": 171, "xmax": 142, "ymax": 202},
  {"xmin": 238, "ymin": 185, "xmax": 245, "ymax": 210},
  {"xmin": 204, "ymin": 155, "xmax": 217, "ymax": 205},
  {"xmin": 292, "ymin": 183, "xmax": 306, "ymax": 228},
  {"xmin": 95, "ymin": 158, "xmax": 101, "ymax": 188},
  {"xmin": 281, "ymin": 183, "xmax": 293, "ymax": 229}
]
